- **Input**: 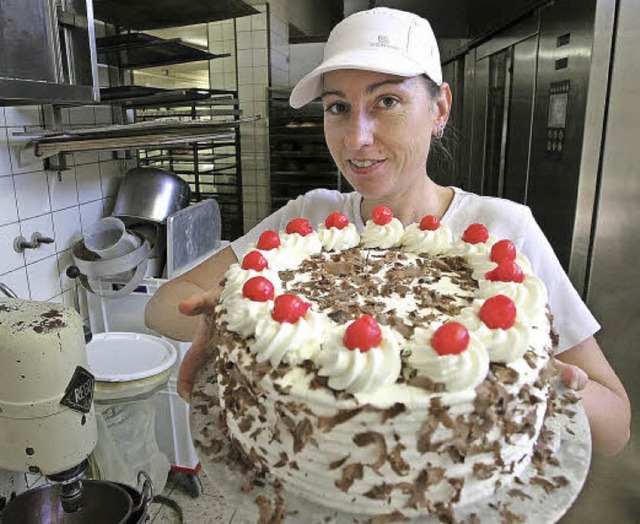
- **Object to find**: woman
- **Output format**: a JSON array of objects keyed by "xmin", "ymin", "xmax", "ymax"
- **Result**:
[{"xmin": 145, "ymin": 7, "xmax": 630, "ymax": 455}]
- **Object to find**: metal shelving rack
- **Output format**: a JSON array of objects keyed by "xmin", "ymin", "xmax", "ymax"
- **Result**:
[
  {"xmin": 267, "ymin": 87, "xmax": 351, "ymax": 213},
  {"xmin": 133, "ymin": 91, "xmax": 244, "ymax": 241},
  {"xmin": 94, "ymin": 30, "xmax": 245, "ymax": 241}
]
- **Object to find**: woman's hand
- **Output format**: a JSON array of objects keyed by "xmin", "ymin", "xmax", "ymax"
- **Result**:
[
  {"xmin": 555, "ymin": 337, "xmax": 631, "ymax": 455},
  {"xmin": 176, "ymin": 291, "xmax": 219, "ymax": 403},
  {"xmin": 554, "ymin": 359, "xmax": 589, "ymax": 391}
]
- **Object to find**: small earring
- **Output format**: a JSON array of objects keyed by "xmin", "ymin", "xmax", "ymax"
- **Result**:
[{"xmin": 434, "ymin": 126, "xmax": 444, "ymax": 139}]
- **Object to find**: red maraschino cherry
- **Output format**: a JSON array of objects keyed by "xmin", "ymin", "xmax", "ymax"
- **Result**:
[
  {"xmin": 286, "ymin": 218, "xmax": 313, "ymax": 236},
  {"xmin": 372, "ymin": 206, "xmax": 393, "ymax": 226},
  {"xmin": 462, "ymin": 223, "xmax": 489, "ymax": 244},
  {"xmin": 431, "ymin": 322, "xmax": 470, "ymax": 356},
  {"xmin": 485, "ymin": 261, "xmax": 525, "ymax": 283},
  {"xmin": 241, "ymin": 251, "xmax": 268, "ymax": 271},
  {"xmin": 271, "ymin": 294, "xmax": 312, "ymax": 324},
  {"xmin": 419, "ymin": 215, "xmax": 441, "ymax": 231},
  {"xmin": 490, "ymin": 239, "xmax": 517, "ymax": 264},
  {"xmin": 479, "ymin": 295, "xmax": 517, "ymax": 329},
  {"xmin": 242, "ymin": 276, "xmax": 275, "ymax": 302},
  {"xmin": 325, "ymin": 212, "xmax": 349, "ymax": 230},
  {"xmin": 256, "ymin": 230, "xmax": 280, "ymax": 250},
  {"xmin": 343, "ymin": 315, "xmax": 382, "ymax": 352}
]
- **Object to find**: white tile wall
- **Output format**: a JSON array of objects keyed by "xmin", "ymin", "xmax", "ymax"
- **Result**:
[
  {"xmin": 14, "ymin": 171, "xmax": 51, "ymax": 220},
  {"xmin": 0, "ymin": 128, "xmax": 11, "ymax": 176},
  {"xmin": 75, "ymin": 163, "xmax": 103, "ymax": 203},
  {"xmin": 0, "ymin": 176, "xmax": 18, "ymax": 226},
  {"xmin": 26, "ymin": 255, "xmax": 62, "ymax": 301},
  {"xmin": 0, "ymin": 222, "xmax": 26, "ymax": 274},
  {"xmin": 52, "ymin": 207, "xmax": 82, "ymax": 252},
  {"xmin": 0, "ymin": 105, "xmax": 123, "ymax": 311},
  {"xmin": 48, "ymin": 168, "xmax": 78, "ymax": 211}
]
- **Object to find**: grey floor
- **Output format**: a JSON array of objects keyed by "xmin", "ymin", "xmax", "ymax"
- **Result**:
[{"xmin": 147, "ymin": 468, "xmax": 235, "ymax": 523}]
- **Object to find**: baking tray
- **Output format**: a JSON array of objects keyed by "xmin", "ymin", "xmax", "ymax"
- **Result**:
[
  {"xmin": 96, "ymin": 33, "xmax": 227, "ymax": 69},
  {"xmin": 93, "ymin": 0, "xmax": 259, "ymax": 31}
]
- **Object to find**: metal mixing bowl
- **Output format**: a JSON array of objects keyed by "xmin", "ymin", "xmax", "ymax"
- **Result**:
[
  {"xmin": 1, "ymin": 480, "xmax": 133, "ymax": 524},
  {"xmin": 113, "ymin": 166, "xmax": 191, "ymax": 224}
]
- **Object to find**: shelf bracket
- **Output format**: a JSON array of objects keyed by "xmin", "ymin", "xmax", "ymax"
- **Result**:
[{"xmin": 42, "ymin": 104, "xmax": 70, "ymax": 172}]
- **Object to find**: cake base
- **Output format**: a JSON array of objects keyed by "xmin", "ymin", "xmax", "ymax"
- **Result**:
[{"xmin": 190, "ymin": 360, "xmax": 591, "ymax": 524}]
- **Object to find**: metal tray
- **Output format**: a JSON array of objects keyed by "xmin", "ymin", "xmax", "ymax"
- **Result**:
[
  {"xmin": 96, "ymin": 33, "xmax": 227, "ymax": 69},
  {"xmin": 93, "ymin": 0, "xmax": 259, "ymax": 31}
]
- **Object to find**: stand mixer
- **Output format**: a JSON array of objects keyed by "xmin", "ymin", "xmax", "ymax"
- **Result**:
[{"xmin": 0, "ymin": 297, "xmax": 98, "ymax": 514}]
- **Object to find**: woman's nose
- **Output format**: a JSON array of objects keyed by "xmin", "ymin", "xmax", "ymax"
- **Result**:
[{"xmin": 344, "ymin": 109, "xmax": 374, "ymax": 150}]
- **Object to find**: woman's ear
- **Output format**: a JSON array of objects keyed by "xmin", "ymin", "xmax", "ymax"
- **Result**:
[{"xmin": 433, "ymin": 82, "xmax": 452, "ymax": 134}]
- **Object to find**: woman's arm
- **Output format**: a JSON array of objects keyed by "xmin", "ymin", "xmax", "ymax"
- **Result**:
[
  {"xmin": 555, "ymin": 336, "xmax": 631, "ymax": 456},
  {"xmin": 144, "ymin": 245, "xmax": 238, "ymax": 341}
]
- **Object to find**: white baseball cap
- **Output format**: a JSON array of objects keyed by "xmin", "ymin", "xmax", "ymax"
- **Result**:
[{"xmin": 289, "ymin": 7, "xmax": 442, "ymax": 109}]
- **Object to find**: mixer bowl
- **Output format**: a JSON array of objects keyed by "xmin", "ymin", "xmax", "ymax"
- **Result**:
[
  {"xmin": 2, "ymin": 480, "xmax": 133, "ymax": 524},
  {"xmin": 113, "ymin": 166, "xmax": 191, "ymax": 224}
]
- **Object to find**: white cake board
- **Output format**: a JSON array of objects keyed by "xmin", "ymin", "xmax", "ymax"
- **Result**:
[{"xmin": 190, "ymin": 363, "xmax": 591, "ymax": 524}]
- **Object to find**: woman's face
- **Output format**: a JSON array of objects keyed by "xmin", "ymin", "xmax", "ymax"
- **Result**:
[{"xmin": 322, "ymin": 69, "xmax": 449, "ymax": 201}]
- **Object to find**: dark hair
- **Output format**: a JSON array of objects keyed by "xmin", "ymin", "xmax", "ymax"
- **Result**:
[
  {"xmin": 421, "ymin": 75, "xmax": 458, "ymax": 180},
  {"xmin": 421, "ymin": 74, "xmax": 441, "ymax": 99}
]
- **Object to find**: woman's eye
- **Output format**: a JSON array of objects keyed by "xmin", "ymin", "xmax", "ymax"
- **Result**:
[
  {"xmin": 378, "ymin": 97, "xmax": 399, "ymax": 108},
  {"xmin": 325, "ymin": 102, "xmax": 348, "ymax": 115}
]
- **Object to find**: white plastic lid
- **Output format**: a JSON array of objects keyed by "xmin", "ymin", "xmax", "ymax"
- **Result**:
[{"xmin": 87, "ymin": 332, "xmax": 177, "ymax": 382}]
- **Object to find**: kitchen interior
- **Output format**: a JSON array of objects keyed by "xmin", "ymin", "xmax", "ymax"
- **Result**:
[{"xmin": 0, "ymin": 0, "xmax": 638, "ymax": 522}]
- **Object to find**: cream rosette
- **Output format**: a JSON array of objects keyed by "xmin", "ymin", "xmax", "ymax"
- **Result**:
[
  {"xmin": 449, "ymin": 235, "xmax": 498, "ymax": 257},
  {"xmin": 219, "ymin": 265, "xmax": 282, "ymax": 303},
  {"xmin": 247, "ymin": 231, "xmax": 322, "ymax": 271},
  {"xmin": 402, "ymin": 222, "xmax": 453, "ymax": 256},
  {"xmin": 468, "ymin": 253, "xmax": 534, "ymax": 281},
  {"xmin": 317, "ymin": 223, "xmax": 360, "ymax": 252},
  {"xmin": 316, "ymin": 325, "xmax": 402, "ymax": 394},
  {"xmin": 457, "ymin": 302, "xmax": 533, "ymax": 363},
  {"xmin": 360, "ymin": 218, "xmax": 404, "ymax": 249},
  {"xmin": 250, "ymin": 310, "xmax": 325, "ymax": 366},
  {"xmin": 218, "ymin": 295, "xmax": 273, "ymax": 338},
  {"xmin": 406, "ymin": 325, "xmax": 490, "ymax": 392},
  {"xmin": 476, "ymin": 276, "xmax": 548, "ymax": 324}
]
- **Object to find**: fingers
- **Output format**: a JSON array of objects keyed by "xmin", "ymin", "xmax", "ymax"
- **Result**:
[
  {"xmin": 177, "ymin": 317, "xmax": 210, "ymax": 403},
  {"xmin": 178, "ymin": 291, "xmax": 217, "ymax": 316},
  {"xmin": 177, "ymin": 346, "xmax": 205, "ymax": 403},
  {"xmin": 554, "ymin": 359, "xmax": 589, "ymax": 391}
]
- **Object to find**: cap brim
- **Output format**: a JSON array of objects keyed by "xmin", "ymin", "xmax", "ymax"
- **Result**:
[{"xmin": 289, "ymin": 48, "xmax": 425, "ymax": 109}]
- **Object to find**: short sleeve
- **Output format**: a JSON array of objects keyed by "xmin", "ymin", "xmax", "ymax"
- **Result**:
[{"xmin": 519, "ymin": 208, "xmax": 600, "ymax": 353}]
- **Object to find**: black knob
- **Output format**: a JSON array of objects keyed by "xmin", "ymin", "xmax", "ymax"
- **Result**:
[
  {"xmin": 83, "ymin": 325, "xmax": 93, "ymax": 344},
  {"xmin": 66, "ymin": 266, "xmax": 81, "ymax": 279}
]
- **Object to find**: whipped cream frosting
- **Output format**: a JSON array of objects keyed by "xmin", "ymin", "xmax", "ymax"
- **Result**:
[
  {"xmin": 316, "ymin": 324, "xmax": 402, "ymax": 394},
  {"xmin": 251, "ymin": 231, "xmax": 322, "ymax": 270},
  {"xmin": 403, "ymin": 222, "xmax": 453, "ymax": 256},
  {"xmin": 251, "ymin": 310, "xmax": 325, "ymax": 366},
  {"xmin": 219, "ymin": 265, "xmax": 282, "ymax": 302},
  {"xmin": 361, "ymin": 217, "xmax": 404, "ymax": 248},
  {"xmin": 406, "ymin": 325, "xmax": 490, "ymax": 391},
  {"xmin": 449, "ymin": 234, "xmax": 498, "ymax": 257},
  {"xmin": 218, "ymin": 296, "xmax": 273, "ymax": 337},
  {"xmin": 317, "ymin": 223, "xmax": 360, "ymax": 252}
]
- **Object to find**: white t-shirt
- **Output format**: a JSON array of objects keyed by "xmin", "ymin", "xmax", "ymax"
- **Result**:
[{"xmin": 231, "ymin": 188, "xmax": 600, "ymax": 353}]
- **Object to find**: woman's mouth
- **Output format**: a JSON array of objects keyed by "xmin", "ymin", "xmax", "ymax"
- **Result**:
[{"xmin": 347, "ymin": 159, "xmax": 384, "ymax": 174}]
